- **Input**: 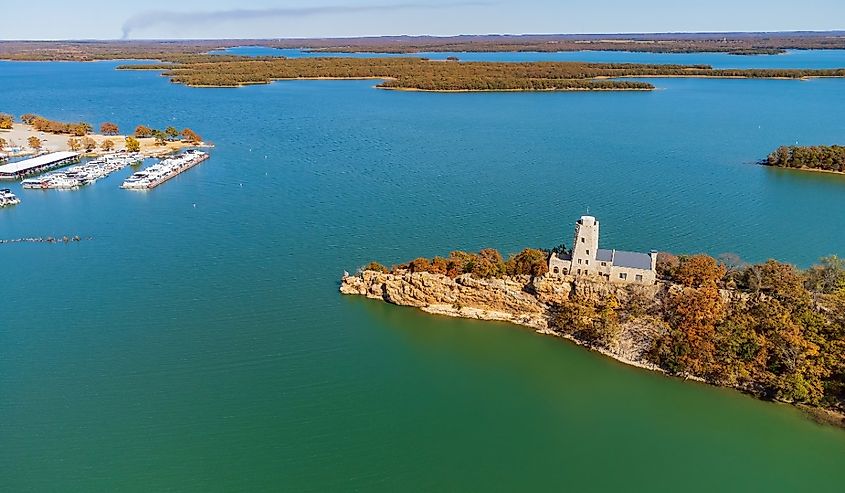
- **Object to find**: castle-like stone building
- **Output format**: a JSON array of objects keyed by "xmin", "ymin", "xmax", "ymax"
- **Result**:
[{"xmin": 548, "ymin": 216, "xmax": 657, "ymax": 285}]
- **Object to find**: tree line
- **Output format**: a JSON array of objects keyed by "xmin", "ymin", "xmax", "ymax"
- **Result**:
[
  {"xmin": 766, "ymin": 145, "xmax": 845, "ymax": 173},
  {"xmin": 116, "ymin": 56, "xmax": 845, "ymax": 91},
  {"xmin": 5, "ymin": 35, "xmax": 845, "ymax": 62},
  {"xmin": 133, "ymin": 125, "xmax": 202, "ymax": 145},
  {"xmin": 556, "ymin": 252, "xmax": 845, "ymax": 416},
  {"xmin": 364, "ymin": 247, "xmax": 549, "ymax": 279}
]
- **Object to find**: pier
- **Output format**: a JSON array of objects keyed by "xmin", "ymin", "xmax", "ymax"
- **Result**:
[
  {"xmin": 0, "ymin": 151, "xmax": 80, "ymax": 180},
  {"xmin": 121, "ymin": 150, "xmax": 208, "ymax": 190}
]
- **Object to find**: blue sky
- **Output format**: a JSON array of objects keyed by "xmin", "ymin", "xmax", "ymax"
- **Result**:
[{"xmin": 4, "ymin": 0, "xmax": 844, "ymax": 40}]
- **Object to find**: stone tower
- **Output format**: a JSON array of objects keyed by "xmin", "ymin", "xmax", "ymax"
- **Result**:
[{"xmin": 571, "ymin": 215, "xmax": 599, "ymax": 274}]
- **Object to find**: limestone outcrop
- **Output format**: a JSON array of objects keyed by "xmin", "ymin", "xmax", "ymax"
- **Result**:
[{"xmin": 340, "ymin": 270, "xmax": 671, "ymax": 370}]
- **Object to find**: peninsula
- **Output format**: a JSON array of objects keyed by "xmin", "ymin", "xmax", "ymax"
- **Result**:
[
  {"xmin": 0, "ymin": 113, "xmax": 207, "ymax": 160},
  {"xmin": 341, "ymin": 216, "xmax": 845, "ymax": 426}
]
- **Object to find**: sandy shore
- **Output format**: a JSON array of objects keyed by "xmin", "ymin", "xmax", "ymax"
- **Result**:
[{"xmin": 0, "ymin": 123, "xmax": 209, "ymax": 158}]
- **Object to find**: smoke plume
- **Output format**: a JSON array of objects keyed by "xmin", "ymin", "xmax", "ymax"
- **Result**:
[{"xmin": 121, "ymin": 2, "xmax": 492, "ymax": 39}]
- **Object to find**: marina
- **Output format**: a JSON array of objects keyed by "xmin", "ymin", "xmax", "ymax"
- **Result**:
[
  {"xmin": 121, "ymin": 150, "xmax": 208, "ymax": 190},
  {"xmin": 21, "ymin": 152, "xmax": 143, "ymax": 190},
  {"xmin": 0, "ymin": 188, "xmax": 20, "ymax": 207},
  {"xmin": 0, "ymin": 151, "xmax": 80, "ymax": 180}
]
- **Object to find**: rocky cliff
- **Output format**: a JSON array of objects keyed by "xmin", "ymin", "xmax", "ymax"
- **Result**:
[{"xmin": 340, "ymin": 270, "xmax": 671, "ymax": 371}]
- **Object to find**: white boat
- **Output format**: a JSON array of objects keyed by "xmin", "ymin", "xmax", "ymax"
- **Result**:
[
  {"xmin": 21, "ymin": 152, "xmax": 144, "ymax": 190},
  {"xmin": 21, "ymin": 177, "xmax": 51, "ymax": 189},
  {"xmin": 0, "ymin": 188, "xmax": 21, "ymax": 207}
]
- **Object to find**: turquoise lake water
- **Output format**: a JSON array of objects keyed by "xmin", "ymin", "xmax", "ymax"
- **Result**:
[{"xmin": 1, "ymin": 51, "xmax": 845, "ymax": 491}]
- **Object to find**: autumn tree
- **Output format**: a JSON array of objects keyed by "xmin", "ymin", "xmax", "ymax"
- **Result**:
[
  {"xmin": 67, "ymin": 137, "xmax": 82, "ymax": 151},
  {"xmin": 446, "ymin": 251, "xmax": 477, "ymax": 278},
  {"xmin": 472, "ymin": 248, "xmax": 506, "ymax": 278},
  {"xmin": 656, "ymin": 252, "xmax": 680, "ymax": 280},
  {"xmin": 20, "ymin": 113, "xmax": 38, "ymax": 125},
  {"xmin": 805, "ymin": 256, "xmax": 845, "ymax": 294},
  {"xmin": 653, "ymin": 284, "xmax": 725, "ymax": 378},
  {"xmin": 101, "ymin": 139, "xmax": 115, "ymax": 152},
  {"xmin": 100, "ymin": 122, "xmax": 120, "ymax": 135},
  {"xmin": 674, "ymin": 254, "xmax": 725, "ymax": 288},
  {"xmin": 69, "ymin": 122, "xmax": 92, "ymax": 136},
  {"xmin": 429, "ymin": 257, "xmax": 448, "ymax": 275},
  {"xmin": 408, "ymin": 257, "xmax": 432, "ymax": 273},
  {"xmin": 27, "ymin": 136, "xmax": 42, "ymax": 150},
  {"xmin": 81, "ymin": 136, "xmax": 97, "ymax": 151},
  {"xmin": 0, "ymin": 137, "xmax": 7, "ymax": 150},
  {"xmin": 180, "ymin": 128, "xmax": 202, "ymax": 143},
  {"xmin": 165, "ymin": 126, "xmax": 179, "ymax": 140},
  {"xmin": 742, "ymin": 260, "xmax": 809, "ymax": 307},
  {"xmin": 134, "ymin": 125, "xmax": 154, "ymax": 138},
  {"xmin": 363, "ymin": 261, "xmax": 388, "ymax": 273},
  {"xmin": 125, "ymin": 136, "xmax": 141, "ymax": 152},
  {"xmin": 505, "ymin": 248, "xmax": 549, "ymax": 277},
  {"xmin": 0, "ymin": 113, "xmax": 13, "ymax": 129}
]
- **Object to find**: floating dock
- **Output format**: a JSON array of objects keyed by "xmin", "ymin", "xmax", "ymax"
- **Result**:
[
  {"xmin": 0, "ymin": 151, "xmax": 80, "ymax": 180},
  {"xmin": 22, "ymin": 153, "xmax": 143, "ymax": 190},
  {"xmin": 121, "ymin": 150, "xmax": 208, "ymax": 190},
  {"xmin": 0, "ymin": 188, "xmax": 21, "ymax": 207}
]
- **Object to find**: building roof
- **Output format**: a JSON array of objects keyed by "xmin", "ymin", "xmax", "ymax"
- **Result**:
[
  {"xmin": 0, "ymin": 152, "xmax": 78, "ymax": 175},
  {"xmin": 612, "ymin": 250, "xmax": 653, "ymax": 270},
  {"xmin": 596, "ymin": 249, "xmax": 614, "ymax": 262}
]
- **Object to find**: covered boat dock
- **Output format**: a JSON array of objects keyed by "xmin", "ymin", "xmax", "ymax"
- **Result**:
[{"xmin": 0, "ymin": 151, "xmax": 80, "ymax": 180}]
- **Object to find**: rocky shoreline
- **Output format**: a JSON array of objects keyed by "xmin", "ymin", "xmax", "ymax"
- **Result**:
[
  {"xmin": 341, "ymin": 269, "xmax": 845, "ymax": 427},
  {"xmin": 341, "ymin": 269, "xmax": 673, "ymax": 372}
]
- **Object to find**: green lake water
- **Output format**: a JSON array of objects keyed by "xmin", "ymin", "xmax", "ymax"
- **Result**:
[{"xmin": 1, "ymin": 52, "xmax": 845, "ymax": 491}]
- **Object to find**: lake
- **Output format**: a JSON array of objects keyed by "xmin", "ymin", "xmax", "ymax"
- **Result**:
[{"xmin": 1, "ymin": 51, "xmax": 845, "ymax": 491}]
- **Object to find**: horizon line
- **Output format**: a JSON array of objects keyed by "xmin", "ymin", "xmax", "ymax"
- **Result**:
[{"xmin": 3, "ymin": 29, "xmax": 845, "ymax": 42}]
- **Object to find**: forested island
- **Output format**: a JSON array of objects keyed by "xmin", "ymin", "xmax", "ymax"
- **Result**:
[
  {"xmin": 115, "ymin": 56, "xmax": 845, "ymax": 91},
  {"xmin": 766, "ymin": 145, "xmax": 845, "ymax": 173},
  {"xmin": 342, "ymin": 249, "xmax": 845, "ymax": 426},
  {"xmin": 3, "ymin": 32, "xmax": 845, "ymax": 61}
]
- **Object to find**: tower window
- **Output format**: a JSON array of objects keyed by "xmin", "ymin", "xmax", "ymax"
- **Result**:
[
  {"xmin": 586, "ymin": 250, "xmax": 590, "ymax": 255},
  {"xmin": 619, "ymin": 273, "xmax": 628, "ymax": 280},
  {"xmin": 578, "ymin": 259, "xmax": 582, "ymax": 264},
  {"xmin": 636, "ymin": 274, "xmax": 643, "ymax": 282},
  {"xmin": 585, "ymin": 260, "xmax": 589, "ymax": 265},
  {"xmin": 581, "ymin": 238, "xmax": 585, "ymax": 243},
  {"xmin": 601, "ymin": 262, "xmax": 607, "ymax": 266},
  {"xmin": 553, "ymin": 267, "xmax": 559, "ymax": 274}
]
